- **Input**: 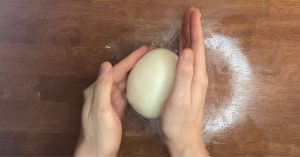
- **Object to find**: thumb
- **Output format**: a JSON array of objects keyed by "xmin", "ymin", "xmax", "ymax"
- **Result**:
[
  {"xmin": 93, "ymin": 61, "xmax": 113, "ymax": 111},
  {"xmin": 170, "ymin": 48, "xmax": 194, "ymax": 104}
]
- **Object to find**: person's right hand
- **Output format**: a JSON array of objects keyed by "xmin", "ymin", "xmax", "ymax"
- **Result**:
[{"xmin": 161, "ymin": 7, "xmax": 209, "ymax": 157}]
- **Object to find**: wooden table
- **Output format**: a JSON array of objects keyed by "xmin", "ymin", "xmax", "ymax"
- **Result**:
[{"xmin": 0, "ymin": 0, "xmax": 299, "ymax": 156}]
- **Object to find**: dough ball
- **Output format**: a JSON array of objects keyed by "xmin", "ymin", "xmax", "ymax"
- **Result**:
[{"xmin": 126, "ymin": 48, "xmax": 178, "ymax": 119}]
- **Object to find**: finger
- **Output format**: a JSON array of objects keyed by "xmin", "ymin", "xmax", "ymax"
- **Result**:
[
  {"xmin": 190, "ymin": 9, "xmax": 208, "ymax": 111},
  {"xmin": 113, "ymin": 46, "xmax": 148, "ymax": 82},
  {"xmin": 93, "ymin": 62, "xmax": 113, "ymax": 111},
  {"xmin": 191, "ymin": 8, "xmax": 207, "ymax": 81},
  {"xmin": 181, "ymin": 7, "xmax": 195, "ymax": 52},
  {"xmin": 82, "ymin": 83, "xmax": 95, "ymax": 118},
  {"xmin": 170, "ymin": 48, "xmax": 194, "ymax": 105},
  {"xmin": 179, "ymin": 31, "xmax": 183, "ymax": 52},
  {"xmin": 111, "ymin": 85, "xmax": 127, "ymax": 117},
  {"xmin": 113, "ymin": 95, "xmax": 127, "ymax": 117},
  {"xmin": 83, "ymin": 83, "xmax": 94, "ymax": 100}
]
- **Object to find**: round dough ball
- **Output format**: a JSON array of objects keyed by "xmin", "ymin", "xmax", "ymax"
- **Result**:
[{"xmin": 126, "ymin": 48, "xmax": 178, "ymax": 119}]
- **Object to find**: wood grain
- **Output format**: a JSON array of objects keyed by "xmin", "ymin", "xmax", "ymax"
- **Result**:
[{"xmin": 0, "ymin": 0, "xmax": 299, "ymax": 156}]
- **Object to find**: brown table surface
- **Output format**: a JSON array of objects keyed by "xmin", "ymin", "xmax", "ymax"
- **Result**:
[{"xmin": 0, "ymin": 0, "xmax": 299, "ymax": 156}]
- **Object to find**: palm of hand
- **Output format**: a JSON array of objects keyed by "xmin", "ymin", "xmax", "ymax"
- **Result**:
[
  {"xmin": 161, "ymin": 7, "xmax": 208, "ymax": 155},
  {"xmin": 79, "ymin": 46, "xmax": 148, "ymax": 157}
]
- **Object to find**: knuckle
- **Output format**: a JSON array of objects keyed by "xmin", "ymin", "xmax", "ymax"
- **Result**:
[
  {"xmin": 94, "ymin": 80, "xmax": 101, "ymax": 87},
  {"xmin": 94, "ymin": 82, "xmax": 102, "ymax": 93},
  {"xmin": 101, "ymin": 61, "xmax": 111, "ymax": 68},
  {"xmin": 82, "ymin": 104, "xmax": 90, "ymax": 119},
  {"xmin": 179, "ymin": 66, "xmax": 193, "ymax": 78},
  {"xmin": 178, "ymin": 102, "xmax": 190, "ymax": 108},
  {"xmin": 83, "ymin": 85, "xmax": 94, "ymax": 99},
  {"xmin": 169, "ymin": 99, "xmax": 191, "ymax": 110},
  {"xmin": 194, "ymin": 74, "xmax": 209, "ymax": 87}
]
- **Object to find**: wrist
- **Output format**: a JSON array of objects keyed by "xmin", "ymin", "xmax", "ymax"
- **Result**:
[
  {"xmin": 74, "ymin": 140, "xmax": 97, "ymax": 157},
  {"xmin": 167, "ymin": 138, "xmax": 209, "ymax": 157},
  {"xmin": 74, "ymin": 139, "xmax": 117, "ymax": 157}
]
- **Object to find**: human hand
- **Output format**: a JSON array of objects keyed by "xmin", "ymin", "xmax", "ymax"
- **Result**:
[
  {"xmin": 161, "ymin": 7, "xmax": 209, "ymax": 157},
  {"xmin": 74, "ymin": 46, "xmax": 148, "ymax": 157}
]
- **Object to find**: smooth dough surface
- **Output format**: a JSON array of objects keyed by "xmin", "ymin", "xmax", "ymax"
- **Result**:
[{"xmin": 126, "ymin": 48, "xmax": 178, "ymax": 119}]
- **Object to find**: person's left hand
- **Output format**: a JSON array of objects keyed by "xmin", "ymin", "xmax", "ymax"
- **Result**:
[
  {"xmin": 161, "ymin": 7, "xmax": 209, "ymax": 157},
  {"xmin": 74, "ymin": 46, "xmax": 148, "ymax": 157}
]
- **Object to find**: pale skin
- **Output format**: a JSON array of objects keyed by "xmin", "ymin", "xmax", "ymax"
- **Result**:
[{"xmin": 74, "ymin": 7, "xmax": 209, "ymax": 157}]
